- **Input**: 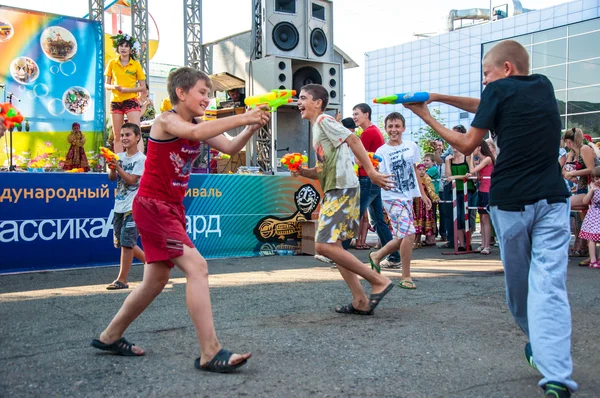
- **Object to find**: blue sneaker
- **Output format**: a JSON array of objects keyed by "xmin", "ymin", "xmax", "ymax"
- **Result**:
[
  {"xmin": 544, "ymin": 382, "xmax": 570, "ymax": 397},
  {"xmin": 524, "ymin": 342, "xmax": 537, "ymax": 370}
]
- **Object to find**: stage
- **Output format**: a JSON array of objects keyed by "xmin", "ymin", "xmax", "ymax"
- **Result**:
[{"xmin": 0, "ymin": 172, "xmax": 321, "ymax": 274}]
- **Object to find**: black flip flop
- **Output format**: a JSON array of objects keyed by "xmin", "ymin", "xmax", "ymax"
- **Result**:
[
  {"xmin": 368, "ymin": 283, "xmax": 395, "ymax": 312},
  {"xmin": 90, "ymin": 337, "xmax": 143, "ymax": 356},
  {"xmin": 195, "ymin": 348, "xmax": 248, "ymax": 373},
  {"xmin": 335, "ymin": 303, "xmax": 373, "ymax": 316}
]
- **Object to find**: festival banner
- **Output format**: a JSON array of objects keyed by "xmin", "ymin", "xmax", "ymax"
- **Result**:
[
  {"xmin": 0, "ymin": 173, "xmax": 321, "ymax": 274},
  {"xmin": 0, "ymin": 6, "xmax": 104, "ymax": 170}
]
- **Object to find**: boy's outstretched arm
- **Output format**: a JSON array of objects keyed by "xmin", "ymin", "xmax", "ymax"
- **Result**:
[
  {"xmin": 205, "ymin": 124, "xmax": 262, "ymax": 155},
  {"xmin": 428, "ymin": 93, "xmax": 480, "ymax": 114},
  {"xmin": 345, "ymin": 134, "xmax": 394, "ymax": 190},
  {"xmin": 158, "ymin": 106, "xmax": 269, "ymax": 142},
  {"xmin": 292, "ymin": 166, "xmax": 318, "ymax": 180},
  {"xmin": 404, "ymin": 102, "xmax": 487, "ymax": 155}
]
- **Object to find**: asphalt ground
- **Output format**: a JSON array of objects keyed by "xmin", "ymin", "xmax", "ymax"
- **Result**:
[{"xmin": 1, "ymin": 242, "xmax": 598, "ymax": 397}]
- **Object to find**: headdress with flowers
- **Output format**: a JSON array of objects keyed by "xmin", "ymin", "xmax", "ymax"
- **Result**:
[{"xmin": 110, "ymin": 30, "xmax": 142, "ymax": 60}]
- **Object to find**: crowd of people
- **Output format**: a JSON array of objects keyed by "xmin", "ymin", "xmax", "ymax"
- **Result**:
[{"xmin": 85, "ymin": 38, "xmax": 581, "ymax": 397}]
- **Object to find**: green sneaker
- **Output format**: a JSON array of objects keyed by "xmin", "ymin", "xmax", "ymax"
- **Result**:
[
  {"xmin": 544, "ymin": 382, "xmax": 570, "ymax": 397},
  {"xmin": 524, "ymin": 342, "xmax": 537, "ymax": 370}
]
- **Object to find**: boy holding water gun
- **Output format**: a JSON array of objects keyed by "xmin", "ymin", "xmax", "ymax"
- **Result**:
[
  {"xmin": 105, "ymin": 122, "xmax": 146, "ymax": 290},
  {"xmin": 291, "ymin": 83, "xmax": 395, "ymax": 316}
]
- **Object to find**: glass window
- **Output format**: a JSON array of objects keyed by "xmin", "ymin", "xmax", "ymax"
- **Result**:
[
  {"xmin": 569, "ymin": 18, "xmax": 600, "ymax": 36},
  {"xmin": 510, "ymin": 34, "xmax": 532, "ymax": 47},
  {"xmin": 566, "ymin": 112, "xmax": 600, "ymax": 136},
  {"xmin": 567, "ymin": 85, "xmax": 600, "ymax": 113},
  {"xmin": 533, "ymin": 26, "xmax": 567, "ymax": 43},
  {"xmin": 532, "ymin": 39, "xmax": 566, "ymax": 68},
  {"xmin": 555, "ymin": 90, "xmax": 566, "ymax": 114},
  {"xmin": 533, "ymin": 64, "xmax": 566, "ymax": 90},
  {"xmin": 568, "ymin": 61, "xmax": 600, "ymax": 88},
  {"xmin": 569, "ymin": 31, "xmax": 600, "ymax": 61}
]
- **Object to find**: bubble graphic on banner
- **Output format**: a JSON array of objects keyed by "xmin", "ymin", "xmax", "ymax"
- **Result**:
[
  {"xmin": 0, "ymin": 19, "xmax": 14, "ymax": 42},
  {"xmin": 63, "ymin": 86, "xmax": 91, "ymax": 115},
  {"xmin": 10, "ymin": 57, "xmax": 40, "ymax": 85},
  {"xmin": 27, "ymin": 91, "xmax": 36, "ymax": 99},
  {"xmin": 50, "ymin": 65, "xmax": 59, "ymax": 74},
  {"xmin": 18, "ymin": 85, "xmax": 26, "ymax": 92},
  {"xmin": 34, "ymin": 84, "xmax": 49, "ymax": 97},
  {"xmin": 60, "ymin": 60, "xmax": 76, "ymax": 76},
  {"xmin": 48, "ymin": 98, "xmax": 66, "ymax": 116},
  {"xmin": 40, "ymin": 26, "xmax": 78, "ymax": 62}
]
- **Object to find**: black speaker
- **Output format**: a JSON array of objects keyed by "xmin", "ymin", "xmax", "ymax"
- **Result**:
[
  {"xmin": 307, "ymin": 0, "xmax": 333, "ymax": 61},
  {"xmin": 272, "ymin": 22, "xmax": 300, "ymax": 52},
  {"xmin": 293, "ymin": 66, "xmax": 322, "ymax": 93}
]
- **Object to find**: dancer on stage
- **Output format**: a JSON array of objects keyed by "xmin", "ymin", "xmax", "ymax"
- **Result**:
[
  {"xmin": 105, "ymin": 31, "xmax": 146, "ymax": 154},
  {"xmin": 91, "ymin": 67, "xmax": 270, "ymax": 373},
  {"xmin": 291, "ymin": 84, "xmax": 395, "ymax": 316},
  {"xmin": 403, "ymin": 40, "xmax": 576, "ymax": 397}
]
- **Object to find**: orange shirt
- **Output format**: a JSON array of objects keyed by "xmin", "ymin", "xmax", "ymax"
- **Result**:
[{"xmin": 105, "ymin": 58, "xmax": 146, "ymax": 102}]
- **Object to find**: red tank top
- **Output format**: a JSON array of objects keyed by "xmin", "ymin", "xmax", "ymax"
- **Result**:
[
  {"xmin": 478, "ymin": 163, "xmax": 494, "ymax": 193},
  {"xmin": 138, "ymin": 132, "xmax": 201, "ymax": 204}
]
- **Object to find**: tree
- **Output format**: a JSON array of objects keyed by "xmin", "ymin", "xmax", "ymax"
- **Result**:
[{"xmin": 415, "ymin": 108, "xmax": 448, "ymax": 155}]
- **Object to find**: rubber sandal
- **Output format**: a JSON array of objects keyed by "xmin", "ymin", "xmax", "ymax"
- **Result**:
[
  {"xmin": 368, "ymin": 251, "xmax": 380, "ymax": 274},
  {"xmin": 590, "ymin": 261, "xmax": 600, "ymax": 269},
  {"xmin": 106, "ymin": 281, "xmax": 129, "ymax": 290},
  {"xmin": 579, "ymin": 258, "xmax": 591, "ymax": 267},
  {"xmin": 480, "ymin": 247, "xmax": 491, "ymax": 255},
  {"xmin": 194, "ymin": 348, "xmax": 248, "ymax": 373},
  {"xmin": 368, "ymin": 283, "xmax": 394, "ymax": 312},
  {"xmin": 335, "ymin": 303, "xmax": 373, "ymax": 316},
  {"xmin": 90, "ymin": 337, "xmax": 143, "ymax": 356},
  {"xmin": 397, "ymin": 279, "xmax": 416, "ymax": 290}
]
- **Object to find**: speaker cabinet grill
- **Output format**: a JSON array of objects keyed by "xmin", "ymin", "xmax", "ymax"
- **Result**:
[
  {"xmin": 309, "ymin": 28, "xmax": 327, "ymax": 57},
  {"xmin": 306, "ymin": 0, "xmax": 333, "ymax": 61},
  {"xmin": 272, "ymin": 22, "xmax": 300, "ymax": 51}
]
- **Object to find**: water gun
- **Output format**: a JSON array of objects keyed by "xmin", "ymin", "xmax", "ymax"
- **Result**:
[
  {"xmin": 100, "ymin": 147, "xmax": 119, "ymax": 169},
  {"xmin": 354, "ymin": 152, "xmax": 383, "ymax": 175},
  {"xmin": 65, "ymin": 168, "xmax": 85, "ymax": 173},
  {"xmin": 372, "ymin": 92, "xmax": 430, "ymax": 105},
  {"xmin": 245, "ymin": 89, "xmax": 296, "ymax": 112},
  {"xmin": 0, "ymin": 103, "xmax": 24, "ymax": 130},
  {"xmin": 281, "ymin": 152, "xmax": 308, "ymax": 172}
]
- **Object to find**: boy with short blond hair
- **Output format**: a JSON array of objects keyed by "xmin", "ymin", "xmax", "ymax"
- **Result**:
[{"xmin": 404, "ymin": 39, "xmax": 576, "ymax": 396}]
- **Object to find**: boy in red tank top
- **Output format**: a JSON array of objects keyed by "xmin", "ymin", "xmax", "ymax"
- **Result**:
[{"xmin": 91, "ymin": 67, "xmax": 270, "ymax": 373}]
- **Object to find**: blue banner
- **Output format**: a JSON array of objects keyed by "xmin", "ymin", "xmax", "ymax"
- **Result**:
[{"xmin": 0, "ymin": 172, "xmax": 321, "ymax": 274}]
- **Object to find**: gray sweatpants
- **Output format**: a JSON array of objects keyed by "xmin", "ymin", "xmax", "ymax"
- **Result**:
[{"xmin": 490, "ymin": 199, "xmax": 577, "ymax": 392}]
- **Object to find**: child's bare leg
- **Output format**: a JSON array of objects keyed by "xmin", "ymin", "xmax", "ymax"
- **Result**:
[
  {"xmin": 371, "ymin": 238, "xmax": 401, "ymax": 265},
  {"xmin": 400, "ymin": 234, "xmax": 416, "ymax": 280},
  {"xmin": 126, "ymin": 111, "xmax": 144, "ymax": 153},
  {"xmin": 133, "ymin": 245, "xmax": 146, "ymax": 263},
  {"xmin": 481, "ymin": 214, "xmax": 491, "ymax": 248},
  {"xmin": 172, "ymin": 245, "xmax": 250, "ymax": 367},
  {"xmin": 317, "ymin": 242, "xmax": 392, "ymax": 295},
  {"xmin": 588, "ymin": 240, "xmax": 597, "ymax": 263},
  {"xmin": 111, "ymin": 113, "xmax": 124, "ymax": 154},
  {"xmin": 116, "ymin": 246, "xmax": 134, "ymax": 283},
  {"xmin": 457, "ymin": 229, "xmax": 465, "ymax": 247},
  {"xmin": 99, "ymin": 262, "xmax": 171, "ymax": 353}
]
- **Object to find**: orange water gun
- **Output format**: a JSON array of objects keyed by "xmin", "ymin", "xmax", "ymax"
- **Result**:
[
  {"xmin": 281, "ymin": 152, "xmax": 308, "ymax": 171},
  {"xmin": 100, "ymin": 147, "xmax": 119, "ymax": 169},
  {"xmin": 354, "ymin": 152, "xmax": 383, "ymax": 175},
  {"xmin": 0, "ymin": 103, "xmax": 24, "ymax": 130}
]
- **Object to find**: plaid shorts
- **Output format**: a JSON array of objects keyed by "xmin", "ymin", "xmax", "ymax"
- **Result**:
[
  {"xmin": 383, "ymin": 199, "xmax": 416, "ymax": 239},
  {"xmin": 111, "ymin": 98, "xmax": 141, "ymax": 115},
  {"xmin": 316, "ymin": 188, "xmax": 360, "ymax": 243},
  {"xmin": 113, "ymin": 211, "xmax": 139, "ymax": 248}
]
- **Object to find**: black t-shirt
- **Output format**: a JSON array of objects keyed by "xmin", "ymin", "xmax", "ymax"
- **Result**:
[{"xmin": 471, "ymin": 74, "xmax": 569, "ymax": 206}]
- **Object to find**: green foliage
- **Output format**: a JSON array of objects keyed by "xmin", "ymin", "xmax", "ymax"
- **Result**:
[{"xmin": 414, "ymin": 108, "xmax": 448, "ymax": 155}]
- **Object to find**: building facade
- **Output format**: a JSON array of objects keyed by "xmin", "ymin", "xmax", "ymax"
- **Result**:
[{"xmin": 365, "ymin": 0, "xmax": 600, "ymax": 138}]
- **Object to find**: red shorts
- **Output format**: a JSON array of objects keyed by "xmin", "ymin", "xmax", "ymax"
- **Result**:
[
  {"xmin": 132, "ymin": 195, "xmax": 194, "ymax": 268},
  {"xmin": 111, "ymin": 98, "xmax": 141, "ymax": 115}
]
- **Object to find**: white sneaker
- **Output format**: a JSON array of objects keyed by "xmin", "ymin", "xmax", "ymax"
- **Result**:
[{"xmin": 380, "ymin": 258, "xmax": 402, "ymax": 269}]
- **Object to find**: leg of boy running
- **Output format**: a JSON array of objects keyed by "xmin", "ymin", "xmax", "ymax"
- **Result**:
[
  {"xmin": 172, "ymin": 245, "xmax": 250, "ymax": 366},
  {"xmin": 317, "ymin": 242, "xmax": 392, "ymax": 311},
  {"xmin": 371, "ymin": 234, "xmax": 415, "ymax": 280},
  {"xmin": 491, "ymin": 201, "xmax": 576, "ymax": 391},
  {"xmin": 99, "ymin": 262, "xmax": 171, "ymax": 354},
  {"xmin": 116, "ymin": 246, "xmax": 135, "ymax": 284},
  {"xmin": 134, "ymin": 245, "xmax": 146, "ymax": 263}
]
